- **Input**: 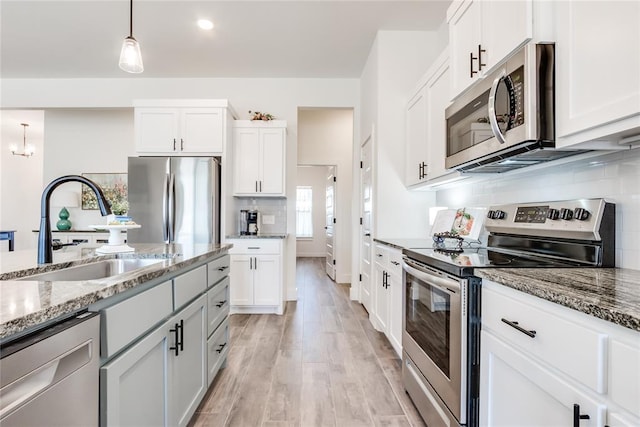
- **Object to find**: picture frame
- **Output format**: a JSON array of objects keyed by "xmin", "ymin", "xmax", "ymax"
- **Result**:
[{"xmin": 81, "ymin": 173, "xmax": 127, "ymax": 210}]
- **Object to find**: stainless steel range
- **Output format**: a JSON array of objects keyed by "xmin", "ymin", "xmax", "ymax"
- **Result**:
[{"xmin": 401, "ymin": 198, "xmax": 615, "ymax": 427}]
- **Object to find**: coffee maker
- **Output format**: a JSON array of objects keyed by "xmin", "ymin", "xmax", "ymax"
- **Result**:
[{"xmin": 239, "ymin": 209, "xmax": 259, "ymax": 235}]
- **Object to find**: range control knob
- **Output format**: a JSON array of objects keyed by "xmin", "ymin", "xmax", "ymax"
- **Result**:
[
  {"xmin": 547, "ymin": 208, "xmax": 560, "ymax": 220},
  {"xmin": 492, "ymin": 210, "xmax": 506, "ymax": 220},
  {"xmin": 560, "ymin": 208, "xmax": 574, "ymax": 220},
  {"xmin": 487, "ymin": 210, "xmax": 495, "ymax": 219},
  {"xmin": 574, "ymin": 208, "xmax": 590, "ymax": 221}
]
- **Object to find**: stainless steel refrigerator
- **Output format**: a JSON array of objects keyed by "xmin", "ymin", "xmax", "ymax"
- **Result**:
[{"xmin": 127, "ymin": 157, "xmax": 220, "ymax": 245}]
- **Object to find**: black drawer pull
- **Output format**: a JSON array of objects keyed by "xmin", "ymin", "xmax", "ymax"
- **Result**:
[
  {"xmin": 217, "ymin": 266, "xmax": 228, "ymax": 272},
  {"xmin": 216, "ymin": 342, "xmax": 227, "ymax": 353},
  {"xmin": 215, "ymin": 300, "xmax": 227, "ymax": 308},
  {"xmin": 501, "ymin": 318, "xmax": 536, "ymax": 338}
]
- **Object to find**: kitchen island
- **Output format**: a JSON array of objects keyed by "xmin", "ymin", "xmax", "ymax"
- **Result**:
[{"xmin": 0, "ymin": 242, "xmax": 231, "ymax": 342}]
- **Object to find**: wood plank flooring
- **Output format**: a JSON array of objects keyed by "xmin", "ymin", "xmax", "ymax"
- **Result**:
[{"xmin": 190, "ymin": 257, "xmax": 426, "ymax": 427}]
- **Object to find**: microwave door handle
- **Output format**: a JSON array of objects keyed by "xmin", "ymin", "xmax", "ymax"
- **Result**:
[
  {"xmin": 488, "ymin": 69, "xmax": 508, "ymax": 144},
  {"xmin": 402, "ymin": 260, "xmax": 460, "ymax": 294}
]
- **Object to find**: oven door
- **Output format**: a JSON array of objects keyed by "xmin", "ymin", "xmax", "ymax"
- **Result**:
[{"xmin": 402, "ymin": 257, "xmax": 465, "ymax": 423}]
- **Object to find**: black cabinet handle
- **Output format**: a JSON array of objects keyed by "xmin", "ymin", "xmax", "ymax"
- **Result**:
[
  {"xmin": 254, "ymin": 257, "xmax": 257, "ymax": 270},
  {"xmin": 169, "ymin": 322, "xmax": 180, "ymax": 356},
  {"xmin": 364, "ymin": 233, "xmax": 371, "ymax": 237},
  {"xmin": 216, "ymin": 342, "xmax": 227, "ymax": 353},
  {"xmin": 390, "ymin": 261, "xmax": 400, "ymax": 266},
  {"xmin": 470, "ymin": 52, "xmax": 478, "ymax": 77},
  {"xmin": 173, "ymin": 138, "xmax": 177, "ymax": 151},
  {"xmin": 215, "ymin": 300, "xmax": 227, "ymax": 308},
  {"xmin": 180, "ymin": 138, "xmax": 184, "ymax": 151},
  {"xmin": 573, "ymin": 404, "xmax": 590, "ymax": 427},
  {"xmin": 418, "ymin": 163, "xmax": 423, "ymax": 180},
  {"xmin": 178, "ymin": 319, "xmax": 184, "ymax": 352},
  {"xmin": 376, "ymin": 253, "xmax": 383, "ymax": 257},
  {"xmin": 478, "ymin": 44, "xmax": 486, "ymax": 70},
  {"xmin": 259, "ymin": 181, "xmax": 262, "ymax": 192},
  {"xmin": 217, "ymin": 266, "xmax": 228, "ymax": 272},
  {"xmin": 255, "ymin": 181, "xmax": 258, "ymax": 192},
  {"xmin": 501, "ymin": 318, "xmax": 536, "ymax": 338},
  {"xmin": 249, "ymin": 257, "xmax": 253, "ymax": 270}
]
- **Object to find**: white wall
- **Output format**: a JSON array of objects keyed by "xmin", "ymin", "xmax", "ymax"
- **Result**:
[
  {"xmin": 0, "ymin": 110, "xmax": 44, "ymax": 251},
  {"xmin": 436, "ymin": 149, "xmax": 640, "ymax": 270},
  {"xmin": 296, "ymin": 166, "xmax": 329, "ymax": 258},
  {"xmin": 298, "ymin": 108, "xmax": 354, "ymax": 283},
  {"xmin": 1, "ymin": 77, "xmax": 360, "ymax": 300},
  {"xmin": 42, "ymin": 109, "xmax": 135, "ymax": 230}
]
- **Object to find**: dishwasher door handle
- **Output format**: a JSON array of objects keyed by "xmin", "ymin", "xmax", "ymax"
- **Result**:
[{"xmin": 0, "ymin": 339, "xmax": 93, "ymax": 418}]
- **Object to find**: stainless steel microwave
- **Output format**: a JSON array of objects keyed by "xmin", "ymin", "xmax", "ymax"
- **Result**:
[{"xmin": 445, "ymin": 43, "xmax": 586, "ymax": 173}]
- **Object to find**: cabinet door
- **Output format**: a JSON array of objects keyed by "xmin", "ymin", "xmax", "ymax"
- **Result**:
[
  {"xmin": 233, "ymin": 128, "xmax": 261, "ymax": 195},
  {"xmin": 229, "ymin": 255, "xmax": 254, "ymax": 305},
  {"xmin": 180, "ymin": 108, "xmax": 224, "ymax": 153},
  {"xmin": 425, "ymin": 55, "xmax": 451, "ymax": 181},
  {"xmin": 100, "ymin": 322, "xmax": 170, "ymax": 427},
  {"xmin": 259, "ymin": 128, "xmax": 286, "ymax": 195},
  {"xmin": 480, "ymin": 0, "xmax": 532, "ymax": 73},
  {"xmin": 387, "ymin": 265, "xmax": 403, "ymax": 358},
  {"xmin": 253, "ymin": 254, "xmax": 280, "ymax": 306},
  {"xmin": 449, "ymin": 0, "xmax": 481, "ymax": 99},
  {"xmin": 373, "ymin": 262, "xmax": 389, "ymax": 333},
  {"xmin": 169, "ymin": 295, "xmax": 207, "ymax": 427},
  {"xmin": 135, "ymin": 108, "xmax": 179, "ymax": 153},
  {"xmin": 405, "ymin": 86, "xmax": 429, "ymax": 186},
  {"xmin": 481, "ymin": 330, "xmax": 606, "ymax": 427},
  {"xmin": 555, "ymin": 1, "xmax": 640, "ymax": 143}
]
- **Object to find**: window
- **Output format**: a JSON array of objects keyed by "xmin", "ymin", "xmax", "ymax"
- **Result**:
[{"xmin": 296, "ymin": 186, "xmax": 313, "ymax": 238}]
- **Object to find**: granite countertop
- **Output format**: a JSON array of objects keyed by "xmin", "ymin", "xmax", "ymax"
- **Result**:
[
  {"xmin": 226, "ymin": 234, "xmax": 287, "ymax": 239},
  {"xmin": 476, "ymin": 268, "xmax": 640, "ymax": 332},
  {"xmin": 373, "ymin": 238, "xmax": 434, "ymax": 250},
  {"xmin": 0, "ymin": 243, "xmax": 232, "ymax": 342}
]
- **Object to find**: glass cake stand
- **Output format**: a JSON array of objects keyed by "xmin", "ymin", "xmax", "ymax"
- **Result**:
[{"xmin": 89, "ymin": 224, "xmax": 141, "ymax": 254}]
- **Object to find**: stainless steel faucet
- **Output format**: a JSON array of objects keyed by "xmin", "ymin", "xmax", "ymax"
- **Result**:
[{"xmin": 38, "ymin": 175, "xmax": 112, "ymax": 264}]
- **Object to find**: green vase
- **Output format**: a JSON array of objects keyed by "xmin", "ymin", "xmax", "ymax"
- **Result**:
[{"xmin": 56, "ymin": 207, "xmax": 72, "ymax": 231}]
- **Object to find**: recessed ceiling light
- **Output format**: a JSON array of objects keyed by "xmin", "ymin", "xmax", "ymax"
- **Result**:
[{"xmin": 198, "ymin": 19, "xmax": 214, "ymax": 30}]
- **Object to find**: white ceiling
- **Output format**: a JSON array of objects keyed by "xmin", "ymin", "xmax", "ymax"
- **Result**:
[{"xmin": 1, "ymin": 0, "xmax": 450, "ymax": 79}]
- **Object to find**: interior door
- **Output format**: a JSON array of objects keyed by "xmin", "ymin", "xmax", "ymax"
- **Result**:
[
  {"xmin": 325, "ymin": 166, "xmax": 336, "ymax": 281},
  {"xmin": 360, "ymin": 135, "xmax": 373, "ymax": 313}
]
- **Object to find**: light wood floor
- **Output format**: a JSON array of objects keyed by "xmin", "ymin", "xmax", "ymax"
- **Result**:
[{"xmin": 190, "ymin": 257, "xmax": 426, "ymax": 427}]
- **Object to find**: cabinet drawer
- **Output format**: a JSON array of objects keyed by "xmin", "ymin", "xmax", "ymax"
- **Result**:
[
  {"xmin": 207, "ymin": 277, "xmax": 230, "ymax": 336},
  {"xmin": 226, "ymin": 239, "xmax": 281, "ymax": 254},
  {"xmin": 482, "ymin": 284, "xmax": 607, "ymax": 393},
  {"xmin": 207, "ymin": 254, "xmax": 230, "ymax": 287},
  {"xmin": 102, "ymin": 280, "xmax": 173, "ymax": 358},
  {"xmin": 207, "ymin": 318, "xmax": 229, "ymax": 386},
  {"xmin": 173, "ymin": 265, "xmax": 207, "ymax": 310}
]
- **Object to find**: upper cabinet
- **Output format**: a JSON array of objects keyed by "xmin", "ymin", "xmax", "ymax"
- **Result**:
[
  {"xmin": 448, "ymin": 0, "xmax": 533, "ymax": 99},
  {"xmin": 554, "ymin": 0, "xmax": 640, "ymax": 149},
  {"xmin": 405, "ymin": 50, "xmax": 465, "ymax": 188},
  {"xmin": 133, "ymin": 100, "xmax": 236, "ymax": 155},
  {"xmin": 232, "ymin": 120, "xmax": 286, "ymax": 197}
]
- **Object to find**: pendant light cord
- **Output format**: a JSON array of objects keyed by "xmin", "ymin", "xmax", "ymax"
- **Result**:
[{"xmin": 129, "ymin": 0, "xmax": 133, "ymax": 38}]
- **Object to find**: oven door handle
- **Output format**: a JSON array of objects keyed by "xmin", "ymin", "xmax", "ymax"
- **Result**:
[{"xmin": 402, "ymin": 260, "xmax": 460, "ymax": 294}]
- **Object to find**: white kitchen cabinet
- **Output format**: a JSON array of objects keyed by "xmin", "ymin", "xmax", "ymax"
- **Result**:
[
  {"xmin": 371, "ymin": 243, "xmax": 402, "ymax": 357},
  {"xmin": 554, "ymin": 0, "xmax": 640, "ymax": 149},
  {"xmin": 133, "ymin": 99, "xmax": 235, "ymax": 155},
  {"xmin": 405, "ymin": 50, "xmax": 464, "ymax": 189},
  {"xmin": 41, "ymin": 231, "xmax": 112, "ymax": 245},
  {"xmin": 232, "ymin": 121, "xmax": 286, "ymax": 197},
  {"xmin": 448, "ymin": 0, "xmax": 532, "ymax": 99},
  {"xmin": 481, "ymin": 280, "xmax": 640, "ymax": 426},
  {"xmin": 227, "ymin": 238, "xmax": 284, "ymax": 314}
]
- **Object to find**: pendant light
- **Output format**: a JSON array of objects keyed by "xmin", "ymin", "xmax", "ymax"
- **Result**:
[
  {"xmin": 9, "ymin": 123, "xmax": 35, "ymax": 158},
  {"xmin": 118, "ymin": 0, "xmax": 143, "ymax": 73}
]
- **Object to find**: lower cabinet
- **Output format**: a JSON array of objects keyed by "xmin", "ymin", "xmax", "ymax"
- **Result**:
[
  {"xmin": 101, "ymin": 294, "xmax": 206, "ymax": 427},
  {"xmin": 481, "ymin": 280, "xmax": 640, "ymax": 426},
  {"xmin": 227, "ymin": 239, "xmax": 284, "ymax": 314},
  {"xmin": 372, "ymin": 243, "xmax": 403, "ymax": 357}
]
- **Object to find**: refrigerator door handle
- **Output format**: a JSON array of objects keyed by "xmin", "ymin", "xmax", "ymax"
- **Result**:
[
  {"xmin": 168, "ymin": 173, "xmax": 176, "ymax": 242},
  {"xmin": 162, "ymin": 173, "xmax": 170, "ymax": 243}
]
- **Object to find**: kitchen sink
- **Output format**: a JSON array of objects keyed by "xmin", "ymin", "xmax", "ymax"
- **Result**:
[{"xmin": 19, "ymin": 259, "xmax": 163, "ymax": 282}]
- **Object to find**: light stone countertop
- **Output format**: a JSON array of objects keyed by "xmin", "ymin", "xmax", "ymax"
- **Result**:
[
  {"xmin": 0, "ymin": 243, "xmax": 232, "ymax": 342},
  {"xmin": 476, "ymin": 268, "xmax": 640, "ymax": 332}
]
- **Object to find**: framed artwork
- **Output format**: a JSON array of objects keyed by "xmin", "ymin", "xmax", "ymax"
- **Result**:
[{"xmin": 81, "ymin": 173, "xmax": 127, "ymax": 211}]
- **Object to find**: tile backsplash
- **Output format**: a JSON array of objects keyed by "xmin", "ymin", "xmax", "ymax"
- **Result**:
[
  {"xmin": 436, "ymin": 149, "xmax": 640, "ymax": 270},
  {"xmin": 234, "ymin": 198, "xmax": 287, "ymax": 235}
]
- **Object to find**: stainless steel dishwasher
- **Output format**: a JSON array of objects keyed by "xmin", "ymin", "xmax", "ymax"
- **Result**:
[{"xmin": 0, "ymin": 312, "xmax": 100, "ymax": 426}]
